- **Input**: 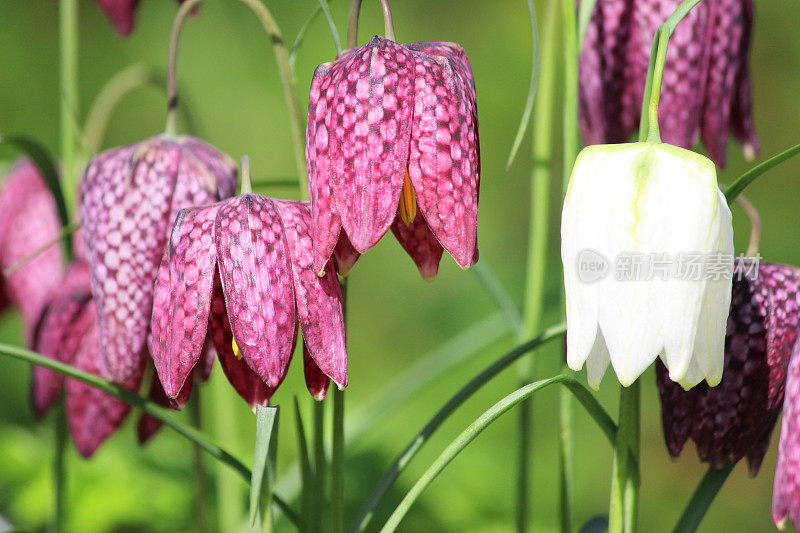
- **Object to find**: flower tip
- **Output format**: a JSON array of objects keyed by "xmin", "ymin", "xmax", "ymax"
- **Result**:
[
  {"xmin": 312, "ymin": 390, "xmax": 327, "ymax": 401},
  {"xmin": 743, "ymin": 143, "xmax": 758, "ymax": 162}
]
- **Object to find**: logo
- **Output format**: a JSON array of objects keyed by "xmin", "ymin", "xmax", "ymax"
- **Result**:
[{"xmin": 577, "ymin": 249, "xmax": 609, "ymax": 283}]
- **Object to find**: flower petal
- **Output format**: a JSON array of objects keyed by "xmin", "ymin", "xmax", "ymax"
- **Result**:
[
  {"xmin": 208, "ymin": 276, "xmax": 275, "ymax": 408},
  {"xmin": 326, "ymin": 36, "xmax": 415, "ymax": 253},
  {"xmin": 303, "ymin": 343, "xmax": 330, "ymax": 401},
  {"xmin": 274, "ymin": 200, "xmax": 347, "ymax": 389},
  {"xmin": 773, "ymin": 336, "xmax": 800, "ymax": 529},
  {"xmin": 31, "ymin": 262, "xmax": 94, "ymax": 417},
  {"xmin": 390, "ymin": 211, "xmax": 443, "ymax": 280},
  {"xmin": 333, "ymin": 232, "xmax": 360, "ymax": 276},
  {"xmin": 407, "ymin": 48, "xmax": 479, "ymax": 269},
  {"xmin": 65, "ymin": 314, "xmax": 145, "ymax": 458},
  {"xmin": 95, "ymin": 0, "xmax": 140, "ymax": 36},
  {"xmin": 215, "ymin": 195, "xmax": 296, "ymax": 387},
  {"xmin": 150, "ymin": 205, "xmax": 219, "ymax": 398}
]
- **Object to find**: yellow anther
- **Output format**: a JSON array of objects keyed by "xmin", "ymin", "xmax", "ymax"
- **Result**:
[
  {"xmin": 398, "ymin": 171, "xmax": 417, "ymax": 226},
  {"xmin": 232, "ymin": 338, "xmax": 243, "ymax": 360}
]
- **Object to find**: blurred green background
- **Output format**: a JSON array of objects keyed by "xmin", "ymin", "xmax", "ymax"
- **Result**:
[{"xmin": 1, "ymin": 0, "xmax": 799, "ymax": 531}]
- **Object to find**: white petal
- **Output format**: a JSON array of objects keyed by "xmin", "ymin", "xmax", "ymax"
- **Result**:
[{"xmin": 585, "ymin": 327, "xmax": 610, "ymax": 390}]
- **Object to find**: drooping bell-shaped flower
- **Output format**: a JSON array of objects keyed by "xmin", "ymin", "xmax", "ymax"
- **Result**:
[
  {"xmin": 0, "ymin": 159, "xmax": 63, "ymax": 342},
  {"xmin": 95, "ymin": 0, "xmax": 186, "ymax": 36},
  {"xmin": 561, "ymin": 142, "xmax": 733, "ymax": 388},
  {"xmin": 150, "ymin": 194, "xmax": 347, "ymax": 407},
  {"xmin": 306, "ymin": 36, "xmax": 479, "ymax": 279},
  {"xmin": 579, "ymin": 0, "xmax": 759, "ymax": 167},
  {"xmin": 80, "ymin": 135, "xmax": 237, "ymax": 385},
  {"xmin": 657, "ymin": 262, "xmax": 800, "ymax": 474},
  {"xmin": 31, "ymin": 261, "xmax": 146, "ymax": 457}
]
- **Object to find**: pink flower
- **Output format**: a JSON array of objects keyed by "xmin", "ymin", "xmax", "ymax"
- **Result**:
[
  {"xmin": 94, "ymin": 0, "xmax": 186, "ymax": 36},
  {"xmin": 306, "ymin": 36, "xmax": 480, "ymax": 279},
  {"xmin": 79, "ymin": 135, "xmax": 237, "ymax": 386},
  {"xmin": 150, "ymin": 195, "xmax": 347, "ymax": 407}
]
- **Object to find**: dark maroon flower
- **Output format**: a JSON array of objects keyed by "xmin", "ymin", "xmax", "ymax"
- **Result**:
[
  {"xmin": 0, "ymin": 159, "xmax": 64, "ymax": 343},
  {"xmin": 95, "ymin": 0, "xmax": 186, "ymax": 36},
  {"xmin": 579, "ymin": 0, "xmax": 759, "ymax": 167},
  {"xmin": 306, "ymin": 36, "xmax": 479, "ymax": 279},
  {"xmin": 656, "ymin": 262, "xmax": 800, "ymax": 474},
  {"xmin": 149, "ymin": 195, "xmax": 346, "ymax": 407},
  {"xmin": 79, "ymin": 135, "xmax": 236, "ymax": 386},
  {"xmin": 773, "ymin": 335, "xmax": 800, "ymax": 528}
]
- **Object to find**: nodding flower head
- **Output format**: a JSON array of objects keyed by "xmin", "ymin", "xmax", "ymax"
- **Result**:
[
  {"xmin": 150, "ymin": 193, "xmax": 347, "ymax": 407},
  {"xmin": 306, "ymin": 36, "xmax": 479, "ymax": 279},
  {"xmin": 79, "ymin": 135, "xmax": 237, "ymax": 386}
]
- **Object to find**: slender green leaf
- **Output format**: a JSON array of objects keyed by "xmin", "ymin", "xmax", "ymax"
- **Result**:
[
  {"xmin": 577, "ymin": 0, "xmax": 598, "ymax": 52},
  {"xmin": 317, "ymin": 0, "xmax": 342, "ymax": 54},
  {"xmin": 505, "ymin": 0, "xmax": 539, "ymax": 170},
  {"xmin": 0, "ymin": 342, "xmax": 298, "ymax": 526},
  {"xmin": 672, "ymin": 463, "xmax": 734, "ymax": 533},
  {"xmin": 251, "ymin": 406, "xmax": 279, "ymax": 526},
  {"xmin": 378, "ymin": 375, "xmax": 616, "ymax": 532},
  {"xmin": 290, "ymin": 4, "xmax": 324, "ymax": 69},
  {"xmin": 293, "ymin": 398, "xmax": 313, "ymax": 533},
  {"xmin": 724, "ymin": 143, "xmax": 800, "ymax": 205},
  {"xmin": 471, "ymin": 262, "xmax": 522, "ymax": 333},
  {"xmin": 353, "ymin": 323, "xmax": 573, "ymax": 532}
]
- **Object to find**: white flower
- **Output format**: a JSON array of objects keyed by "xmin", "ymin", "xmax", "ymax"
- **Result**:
[{"xmin": 561, "ymin": 142, "xmax": 733, "ymax": 389}]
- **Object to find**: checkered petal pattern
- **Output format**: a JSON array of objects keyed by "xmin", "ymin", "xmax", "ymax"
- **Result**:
[
  {"xmin": 80, "ymin": 135, "xmax": 236, "ymax": 385},
  {"xmin": 578, "ymin": 0, "xmax": 758, "ymax": 167},
  {"xmin": 773, "ymin": 335, "xmax": 800, "ymax": 529},
  {"xmin": 306, "ymin": 36, "xmax": 479, "ymax": 278},
  {"xmin": 657, "ymin": 263, "xmax": 800, "ymax": 473}
]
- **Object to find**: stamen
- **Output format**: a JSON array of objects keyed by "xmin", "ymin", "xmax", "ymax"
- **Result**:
[
  {"xmin": 232, "ymin": 338, "xmax": 243, "ymax": 360},
  {"xmin": 398, "ymin": 171, "xmax": 417, "ymax": 226}
]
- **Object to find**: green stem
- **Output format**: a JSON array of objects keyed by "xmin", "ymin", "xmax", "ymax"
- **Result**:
[
  {"xmin": 211, "ymin": 371, "xmax": 247, "ymax": 533},
  {"xmin": 241, "ymin": 156, "xmax": 253, "ymax": 194},
  {"xmin": 331, "ymin": 388, "xmax": 345, "ymax": 533},
  {"xmin": 352, "ymin": 323, "xmax": 574, "ymax": 533},
  {"xmin": 516, "ymin": 1, "xmax": 558, "ymax": 531},
  {"xmin": 49, "ymin": 404, "xmax": 67, "ymax": 533},
  {"xmin": 724, "ymin": 143, "xmax": 800, "ymax": 205},
  {"xmin": 378, "ymin": 375, "xmax": 616, "ymax": 533},
  {"xmin": 637, "ymin": 0, "xmax": 704, "ymax": 143},
  {"xmin": 190, "ymin": 387, "xmax": 208, "ymax": 533},
  {"xmin": 59, "ymin": 0, "xmax": 78, "ymax": 219},
  {"xmin": 166, "ymin": 0, "xmax": 308, "ymax": 199},
  {"xmin": 671, "ymin": 464, "xmax": 734, "ymax": 533},
  {"xmin": 608, "ymin": 381, "xmax": 640, "ymax": 533},
  {"xmin": 0, "ymin": 343, "xmax": 298, "ymax": 526},
  {"xmin": 312, "ymin": 400, "xmax": 326, "ymax": 532},
  {"xmin": 346, "ymin": 0, "xmax": 396, "ymax": 48}
]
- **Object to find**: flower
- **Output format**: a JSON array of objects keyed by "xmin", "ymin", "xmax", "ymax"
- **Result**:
[
  {"xmin": 773, "ymin": 335, "xmax": 800, "ymax": 529},
  {"xmin": 95, "ymin": 0, "xmax": 185, "ymax": 36},
  {"xmin": 149, "ymin": 194, "xmax": 347, "ymax": 407},
  {"xmin": 656, "ymin": 262, "xmax": 800, "ymax": 474},
  {"xmin": 0, "ymin": 159, "xmax": 63, "ymax": 343},
  {"xmin": 31, "ymin": 261, "xmax": 145, "ymax": 457},
  {"xmin": 306, "ymin": 36, "xmax": 479, "ymax": 279},
  {"xmin": 561, "ymin": 142, "xmax": 733, "ymax": 388},
  {"xmin": 579, "ymin": 0, "xmax": 759, "ymax": 167},
  {"xmin": 79, "ymin": 135, "xmax": 237, "ymax": 385}
]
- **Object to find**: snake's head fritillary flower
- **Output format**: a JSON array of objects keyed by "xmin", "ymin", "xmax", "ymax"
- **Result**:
[
  {"xmin": 95, "ymin": 0, "xmax": 187, "ymax": 36},
  {"xmin": 79, "ymin": 135, "xmax": 236, "ymax": 385},
  {"xmin": 32, "ymin": 261, "xmax": 145, "ymax": 457},
  {"xmin": 0, "ymin": 159, "xmax": 63, "ymax": 343},
  {"xmin": 561, "ymin": 142, "xmax": 733, "ymax": 388},
  {"xmin": 657, "ymin": 262, "xmax": 800, "ymax": 474},
  {"xmin": 773, "ymin": 335, "xmax": 800, "ymax": 529},
  {"xmin": 150, "ymin": 195, "xmax": 347, "ymax": 407},
  {"xmin": 306, "ymin": 36, "xmax": 479, "ymax": 279},
  {"xmin": 579, "ymin": 0, "xmax": 758, "ymax": 167}
]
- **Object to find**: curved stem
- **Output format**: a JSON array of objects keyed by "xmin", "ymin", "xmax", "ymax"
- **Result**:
[
  {"xmin": 724, "ymin": 142, "xmax": 800, "ymax": 205},
  {"xmin": 166, "ymin": 0, "xmax": 308, "ymax": 199},
  {"xmin": 377, "ymin": 375, "xmax": 615, "ymax": 533},
  {"xmin": 83, "ymin": 64, "xmax": 168, "ymax": 155},
  {"xmin": 0, "ymin": 343, "xmax": 298, "ymax": 526},
  {"xmin": 671, "ymin": 463, "xmax": 734, "ymax": 533},
  {"xmin": 352, "ymin": 323, "xmax": 575, "ymax": 532},
  {"xmin": 734, "ymin": 194, "xmax": 761, "ymax": 257},
  {"xmin": 346, "ymin": 0, "xmax": 396, "ymax": 48}
]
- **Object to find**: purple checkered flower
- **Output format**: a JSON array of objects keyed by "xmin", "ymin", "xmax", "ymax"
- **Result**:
[
  {"xmin": 149, "ymin": 195, "xmax": 347, "ymax": 407},
  {"xmin": 656, "ymin": 262, "xmax": 800, "ymax": 474},
  {"xmin": 579, "ymin": 0, "xmax": 759, "ymax": 167},
  {"xmin": 79, "ymin": 135, "xmax": 237, "ymax": 386},
  {"xmin": 306, "ymin": 36, "xmax": 480, "ymax": 279}
]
